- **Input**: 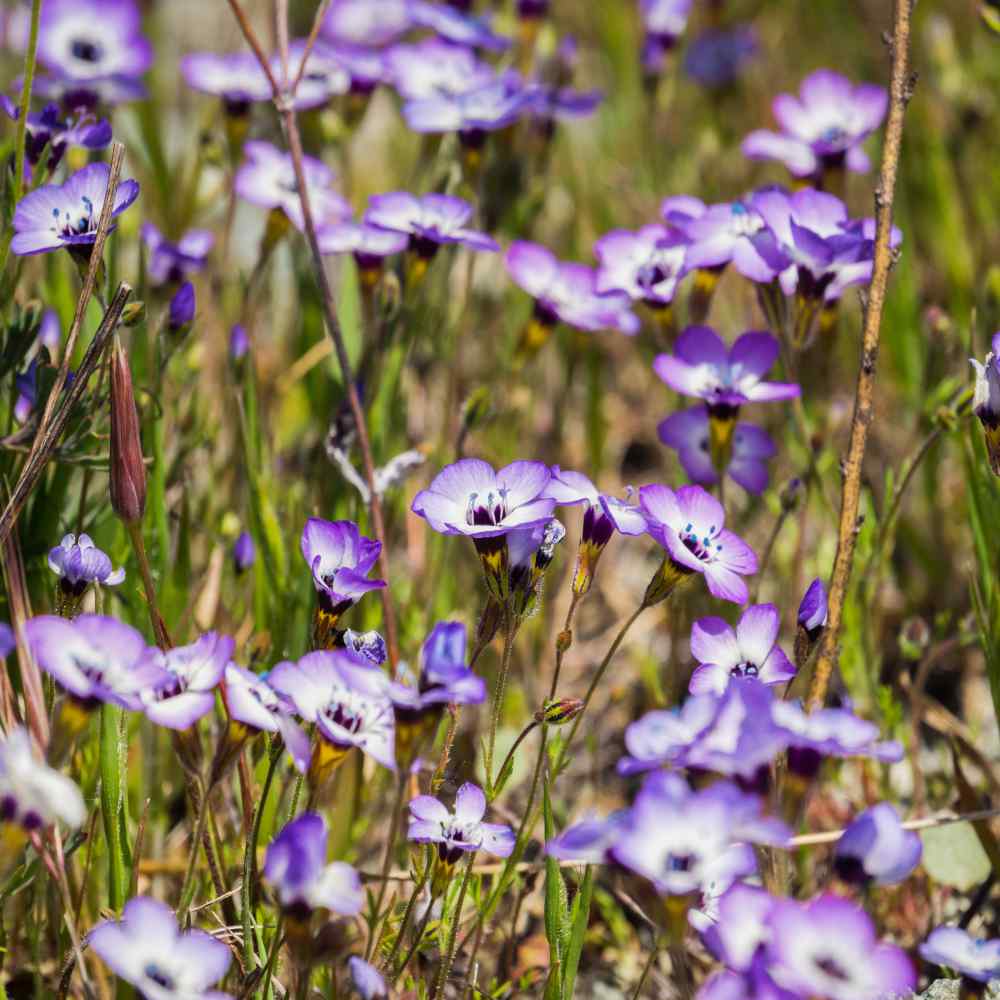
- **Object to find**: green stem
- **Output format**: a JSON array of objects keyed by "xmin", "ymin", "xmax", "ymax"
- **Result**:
[
  {"xmin": 99, "ymin": 704, "xmax": 128, "ymax": 911},
  {"xmin": 486, "ymin": 616, "xmax": 517, "ymax": 781},
  {"xmin": 243, "ymin": 746, "xmax": 282, "ymax": 968},
  {"xmin": 432, "ymin": 855, "xmax": 475, "ymax": 1000},
  {"xmin": 12, "ymin": 0, "xmax": 42, "ymax": 207},
  {"xmin": 365, "ymin": 771, "xmax": 408, "ymax": 960},
  {"xmin": 490, "ymin": 720, "xmax": 539, "ymax": 802},
  {"xmin": 392, "ymin": 879, "xmax": 435, "ymax": 984},
  {"xmin": 382, "ymin": 862, "xmax": 430, "ymax": 974},
  {"xmin": 177, "ymin": 780, "xmax": 212, "ymax": 919}
]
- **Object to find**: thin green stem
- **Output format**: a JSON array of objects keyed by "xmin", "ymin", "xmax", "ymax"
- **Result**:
[
  {"xmin": 243, "ymin": 746, "xmax": 282, "ymax": 968},
  {"xmin": 630, "ymin": 937, "xmax": 661, "ymax": 1000},
  {"xmin": 382, "ymin": 861, "xmax": 430, "ymax": 974},
  {"xmin": 490, "ymin": 720, "xmax": 539, "ymax": 801},
  {"xmin": 432, "ymin": 855, "xmax": 475, "ymax": 1000},
  {"xmin": 177, "ymin": 780, "xmax": 212, "ymax": 919},
  {"xmin": 392, "ymin": 885, "xmax": 435, "ymax": 984},
  {"xmin": 486, "ymin": 616, "xmax": 517, "ymax": 781},
  {"xmin": 12, "ymin": 0, "xmax": 41, "ymax": 207}
]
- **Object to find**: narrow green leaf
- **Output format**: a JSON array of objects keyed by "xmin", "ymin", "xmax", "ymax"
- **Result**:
[
  {"xmin": 100, "ymin": 704, "xmax": 128, "ymax": 910},
  {"xmin": 562, "ymin": 865, "xmax": 594, "ymax": 1000}
]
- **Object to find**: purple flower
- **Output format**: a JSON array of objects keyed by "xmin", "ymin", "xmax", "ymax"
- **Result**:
[
  {"xmin": 88, "ymin": 896, "xmax": 233, "ymax": 1000},
  {"xmin": 13, "ymin": 361, "xmax": 37, "ymax": 426},
  {"xmin": 797, "ymin": 578, "xmax": 828, "ymax": 637},
  {"xmin": 702, "ymin": 882, "xmax": 776, "ymax": 972},
  {"xmin": 594, "ymin": 225, "xmax": 689, "ymax": 307},
  {"xmin": 608, "ymin": 771, "xmax": 788, "ymax": 896},
  {"xmin": 688, "ymin": 604, "xmax": 796, "ymax": 695},
  {"xmin": 408, "ymin": 782, "xmax": 515, "ymax": 863},
  {"xmin": 390, "ymin": 622, "xmax": 486, "ymax": 724},
  {"xmin": 25, "ymin": 614, "xmax": 168, "ymax": 711},
  {"xmin": 671, "ymin": 198, "xmax": 773, "ymax": 281},
  {"xmin": 229, "ymin": 324, "xmax": 249, "ymax": 360},
  {"xmin": 342, "ymin": 628, "xmax": 389, "ymax": 667},
  {"xmin": 385, "ymin": 38, "xmax": 495, "ymax": 101},
  {"xmin": 180, "ymin": 51, "xmax": 272, "ymax": 110},
  {"xmin": 140, "ymin": 222, "xmax": 214, "ymax": 286},
  {"xmin": 141, "ymin": 633, "xmax": 232, "ymax": 731},
  {"xmin": 365, "ymin": 192, "xmax": 499, "ymax": 258},
  {"xmin": 505, "ymin": 241, "xmax": 640, "ymax": 335},
  {"xmin": 11, "ymin": 162, "xmax": 139, "ymax": 256},
  {"xmin": 972, "ymin": 332, "xmax": 1000, "ymax": 475},
  {"xmin": 0, "ymin": 97, "xmax": 111, "ymax": 172},
  {"xmin": 0, "ymin": 623, "xmax": 13, "ymax": 659},
  {"xmin": 221, "ymin": 665, "xmax": 311, "ymax": 773},
  {"xmin": 658, "ymin": 406, "xmax": 776, "ymax": 495},
  {"xmin": 408, "ymin": 1, "xmax": 510, "ymax": 52},
  {"xmin": 233, "ymin": 531, "xmax": 255, "ymax": 574},
  {"xmin": 0, "ymin": 727, "xmax": 86, "ymax": 834},
  {"xmin": 506, "ymin": 517, "xmax": 566, "ymax": 615},
  {"xmin": 316, "ymin": 41, "xmax": 388, "ymax": 95},
  {"xmin": 37, "ymin": 0, "xmax": 152, "ymax": 87},
  {"xmin": 833, "ymin": 803, "xmax": 921, "ymax": 886},
  {"xmin": 685, "ymin": 26, "xmax": 757, "ymax": 89},
  {"xmin": 641, "ymin": 0, "xmax": 692, "ymax": 47},
  {"xmin": 48, "ymin": 533, "xmax": 125, "ymax": 596},
  {"xmin": 742, "ymin": 70, "xmax": 888, "ymax": 178},
  {"xmin": 269, "ymin": 651, "xmax": 396, "ymax": 771},
  {"xmin": 768, "ymin": 894, "xmax": 915, "ymax": 1000},
  {"xmin": 264, "ymin": 812, "xmax": 364, "ymax": 916},
  {"xmin": 920, "ymin": 927, "xmax": 1000, "ymax": 984},
  {"xmin": 321, "ymin": 0, "xmax": 413, "ymax": 47},
  {"xmin": 274, "ymin": 40, "xmax": 351, "ymax": 110},
  {"xmin": 411, "ymin": 458, "xmax": 555, "ymax": 539},
  {"xmin": 300, "ymin": 517, "xmax": 386, "ymax": 617},
  {"xmin": 546, "ymin": 810, "xmax": 632, "ymax": 864},
  {"xmin": 699, "ymin": 967, "xmax": 797, "ymax": 1000},
  {"xmin": 317, "ymin": 221, "xmax": 408, "ymax": 271},
  {"xmin": 617, "ymin": 694, "xmax": 719, "ymax": 776},
  {"xmin": 348, "ymin": 956, "xmax": 388, "ymax": 999},
  {"xmin": 544, "ymin": 467, "xmax": 647, "ymax": 548},
  {"xmin": 402, "ymin": 80, "xmax": 530, "ymax": 140},
  {"xmin": 234, "ymin": 141, "xmax": 350, "ymax": 231},
  {"xmin": 638, "ymin": 483, "xmax": 757, "ymax": 604},
  {"xmin": 168, "ymin": 282, "xmax": 196, "ymax": 332},
  {"xmin": 39, "ymin": 309, "xmax": 62, "ymax": 355},
  {"xmin": 653, "ymin": 327, "xmax": 799, "ymax": 411},
  {"xmin": 523, "ymin": 81, "xmax": 603, "ymax": 127}
]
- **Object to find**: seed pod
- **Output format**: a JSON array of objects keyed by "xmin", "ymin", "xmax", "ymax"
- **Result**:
[
  {"xmin": 536, "ymin": 698, "xmax": 584, "ymax": 726},
  {"xmin": 109, "ymin": 337, "xmax": 146, "ymax": 524}
]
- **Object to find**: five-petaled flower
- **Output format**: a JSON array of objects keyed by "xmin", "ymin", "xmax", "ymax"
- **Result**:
[
  {"xmin": 48, "ymin": 533, "xmax": 125, "ymax": 605},
  {"xmin": 140, "ymin": 222, "xmax": 214, "ymax": 286},
  {"xmin": 408, "ymin": 782, "xmax": 515, "ymax": 867},
  {"xmin": 141, "ymin": 632, "xmax": 233, "ymax": 731},
  {"xmin": 919, "ymin": 926, "xmax": 1000, "ymax": 986},
  {"xmin": 833, "ymin": 803, "xmax": 922, "ymax": 887}
]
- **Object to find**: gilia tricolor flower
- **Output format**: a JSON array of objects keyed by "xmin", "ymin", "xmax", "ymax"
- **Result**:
[
  {"xmin": 410, "ymin": 458, "xmax": 555, "ymax": 601},
  {"xmin": 140, "ymin": 632, "xmax": 232, "ymax": 731},
  {"xmin": 385, "ymin": 38, "xmax": 495, "ymax": 102},
  {"xmin": 638, "ymin": 484, "xmax": 758, "ymax": 605},
  {"xmin": 833, "ymin": 803, "xmax": 922, "ymax": 887},
  {"xmin": 542, "ymin": 467, "xmax": 646, "ymax": 596},
  {"xmin": 233, "ymin": 531, "xmax": 255, "ymax": 574},
  {"xmin": 0, "ymin": 97, "xmax": 111, "ymax": 176},
  {"xmin": 300, "ymin": 517, "xmax": 386, "ymax": 648},
  {"xmin": 920, "ymin": 926, "xmax": 1000, "ymax": 992},
  {"xmin": 653, "ymin": 326, "xmax": 798, "ymax": 474},
  {"xmin": 795, "ymin": 577, "xmax": 828, "ymax": 666},
  {"xmin": 48, "ymin": 533, "xmax": 125, "ymax": 615},
  {"xmin": 742, "ymin": 69, "xmax": 888, "ymax": 179},
  {"xmin": 971, "ymin": 332, "xmax": 1000, "ymax": 475},
  {"xmin": 317, "ymin": 221, "xmax": 408, "ymax": 287},
  {"xmin": 88, "ymin": 896, "xmax": 233, "ymax": 1000},
  {"xmin": 140, "ymin": 222, "xmax": 214, "ymax": 286}
]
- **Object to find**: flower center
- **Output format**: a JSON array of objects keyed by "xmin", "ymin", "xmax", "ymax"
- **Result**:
[
  {"xmin": 52, "ymin": 195, "xmax": 96, "ymax": 239},
  {"xmin": 667, "ymin": 853, "xmax": 694, "ymax": 872},
  {"xmin": 466, "ymin": 489, "xmax": 509, "ymax": 527},
  {"xmin": 729, "ymin": 662, "xmax": 759, "ymax": 679},
  {"xmin": 143, "ymin": 963, "xmax": 177, "ymax": 991},
  {"xmin": 70, "ymin": 37, "xmax": 103, "ymax": 64},
  {"xmin": 680, "ymin": 522, "xmax": 721, "ymax": 562},
  {"xmin": 818, "ymin": 124, "xmax": 848, "ymax": 148},
  {"xmin": 815, "ymin": 956, "xmax": 850, "ymax": 982},
  {"xmin": 729, "ymin": 202, "xmax": 763, "ymax": 237}
]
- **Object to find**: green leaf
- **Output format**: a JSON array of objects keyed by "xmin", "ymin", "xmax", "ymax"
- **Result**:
[
  {"xmin": 543, "ymin": 781, "xmax": 568, "ymax": 997},
  {"xmin": 921, "ymin": 822, "xmax": 992, "ymax": 890},
  {"xmin": 562, "ymin": 866, "xmax": 594, "ymax": 1000},
  {"xmin": 100, "ymin": 704, "xmax": 129, "ymax": 910}
]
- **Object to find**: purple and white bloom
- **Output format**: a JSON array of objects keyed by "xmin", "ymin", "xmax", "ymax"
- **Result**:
[
  {"xmin": 273, "ymin": 40, "xmax": 351, "ymax": 110},
  {"xmin": 88, "ymin": 896, "xmax": 233, "ymax": 1000},
  {"xmin": 523, "ymin": 81, "xmax": 603, "ymax": 129},
  {"xmin": 233, "ymin": 531, "xmax": 255, "ymax": 574},
  {"xmin": 11, "ymin": 162, "xmax": 139, "ymax": 256},
  {"xmin": 320, "ymin": 0, "xmax": 413, "ymax": 48},
  {"xmin": 748, "ymin": 188, "xmax": 875, "ymax": 302},
  {"xmin": 365, "ymin": 192, "xmax": 499, "ymax": 258},
  {"xmin": 742, "ymin": 70, "xmax": 888, "ymax": 178},
  {"xmin": 316, "ymin": 41, "xmax": 388, "ymax": 96},
  {"xmin": 385, "ymin": 38, "xmax": 494, "ymax": 101},
  {"xmin": 505, "ymin": 241, "xmax": 640, "ymax": 335},
  {"xmin": 972, "ymin": 333, "xmax": 1000, "ymax": 475},
  {"xmin": 37, "ymin": 0, "xmax": 152, "ymax": 87},
  {"xmin": 689, "ymin": 604, "xmax": 796, "ymax": 695},
  {"xmin": 699, "ymin": 967, "xmax": 798, "ymax": 1000},
  {"xmin": 264, "ymin": 812, "xmax": 364, "ymax": 916},
  {"xmin": 25, "ymin": 614, "xmax": 168, "ymax": 711},
  {"xmin": 594, "ymin": 225, "xmax": 690, "ymax": 307},
  {"xmin": 300, "ymin": 518, "xmax": 386, "ymax": 618},
  {"xmin": 920, "ymin": 927, "xmax": 1000, "ymax": 984},
  {"xmin": 317, "ymin": 221, "xmax": 408, "ymax": 270},
  {"xmin": 222, "ymin": 665, "xmax": 311, "ymax": 773},
  {"xmin": 48, "ymin": 533, "xmax": 125, "ymax": 596},
  {"xmin": 702, "ymin": 882, "xmax": 776, "ymax": 972},
  {"xmin": 408, "ymin": 782, "xmax": 515, "ymax": 864},
  {"xmin": 609, "ymin": 771, "xmax": 788, "ymax": 896},
  {"xmin": 234, "ymin": 141, "xmax": 350, "ymax": 231},
  {"xmin": 641, "ymin": 0, "xmax": 692, "ymax": 48},
  {"xmin": 168, "ymin": 282, "xmax": 195, "ymax": 332},
  {"xmin": 411, "ymin": 458, "xmax": 555, "ymax": 540},
  {"xmin": 348, "ymin": 956, "xmax": 388, "ymax": 998},
  {"xmin": 638, "ymin": 484, "xmax": 757, "ymax": 604},
  {"xmin": 140, "ymin": 222, "xmax": 214, "ymax": 286},
  {"xmin": 797, "ymin": 578, "xmax": 828, "ymax": 638},
  {"xmin": 617, "ymin": 694, "xmax": 720, "ymax": 776},
  {"xmin": 402, "ymin": 80, "xmax": 529, "ymax": 140},
  {"xmin": 833, "ymin": 803, "xmax": 921, "ymax": 886},
  {"xmin": 0, "ymin": 727, "xmax": 86, "ymax": 833},
  {"xmin": 13, "ymin": 361, "xmax": 38, "ymax": 426},
  {"xmin": 341, "ymin": 629, "xmax": 388, "ymax": 667},
  {"xmin": 653, "ymin": 327, "xmax": 800, "ymax": 413},
  {"xmin": 38, "ymin": 309, "xmax": 62, "ymax": 355},
  {"xmin": 544, "ymin": 467, "xmax": 647, "ymax": 549},
  {"xmin": 408, "ymin": 1, "xmax": 510, "ymax": 52},
  {"xmin": 671, "ymin": 198, "xmax": 774, "ymax": 281},
  {"xmin": 546, "ymin": 810, "xmax": 632, "ymax": 864},
  {"xmin": 768, "ymin": 894, "xmax": 916, "ymax": 1000},
  {"xmin": 0, "ymin": 97, "xmax": 110, "ymax": 172},
  {"xmin": 180, "ymin": 51, "xmax": 272, "ymax": 110},
  {"xmin": 658, "ymin": 406, "xmax": 776, "ymax": 495},
  {"xmin": 269, "ymin": 651, "xmax": 396, "ymax": 771},
  {"xmin": 389, "ymin": 622, "xmax": 486, "ymax": 724},
  {"xmin": 685, "ymin": 26, "xmax": 757, "ymax": 89},
  {"xmin": 141, "ymin": 633, "xmax": 232, "ymax": 731}
]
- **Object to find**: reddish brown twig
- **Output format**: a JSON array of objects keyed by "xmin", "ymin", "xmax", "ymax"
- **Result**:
[
  {"xmin": 224, "ymin": 0, "xmax": 399, "ymax": 665},
  {"xmin": 806, "ymin": 0, "xmax": 915, "ymax": 711}
]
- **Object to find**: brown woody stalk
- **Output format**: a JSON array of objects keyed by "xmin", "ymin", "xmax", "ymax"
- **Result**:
[
  {"xmin": 224, "ymin": 0, "xmax": 399, "ymax": 666},
  {"xmin": 806, "ymin": 0, "xmax": 915, "ymax": 712}
]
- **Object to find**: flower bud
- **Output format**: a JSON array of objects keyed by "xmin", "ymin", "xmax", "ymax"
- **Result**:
[
  {"xmin": 109, "ymin": 337, "xmax": 146, "ymax": 524},
  {"xmin": 233, "ymin": 531, "xmax": 255, "ymax": 574},
  {"xmin": 120, "ymin": 301, "xmax": 146, "ymax": 327},
  {"xmin": 536, "ymin": 698, "xmax": 584, "ymax": 725},
  {"xmin": 167, "ymin": 281, "xmax": 195, "ymax": 333},
  {"xmin": 229, "ymin": 324, "xmax": 249, "ymax": 361}
]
